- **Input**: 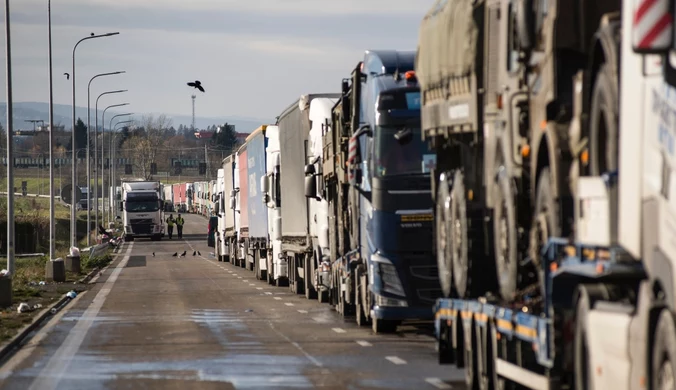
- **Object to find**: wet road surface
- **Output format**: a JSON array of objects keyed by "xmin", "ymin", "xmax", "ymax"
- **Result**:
[{"xmin": 0, "ymin": 214, "xmax": 465, "ymax": 389}]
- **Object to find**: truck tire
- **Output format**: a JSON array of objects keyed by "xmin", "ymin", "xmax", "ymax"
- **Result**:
[
  {"xmin": 589, "ymin": 63, "xmax": 619, "ymax": 240},
  {"xmin": 493, "ymin": 168, "xmax": 519, "ymax": 301},
  {"xmin": 450, "ymin": 170, "xmax": 488, "ymax": 298},
  {"xmin": 348, "ymin": 188, "xmax": 360, "ymax": 250},
  {"xmin": 436, "ymin": 172, "xmax": 454, "ymax": 298},
  {"xmin": 372, "ymin": 316, "xmax": 397, "ymax": 334},
  {"xmin": 304, "ymin": 254, "xmax": 317, "ymax": 299},
  {"xmin": 574, "ymin": 286, "xmax": 597, "ymax": 390},
  {"xmin": 438, "ymin": 321, "xmax": 455, "ymax": 364},
  {"xmin": 355, "ymin": 268, "xmax": 370, "ymax": 326},
  {"xmin": 464, "ymin": 319, "xmax": 479, "ymax": 390},
  {"xmin": 254, "ymin": 250, "xmax": 261, "ymax": 280},
  {"xmin": 529, "ymin": 167, "xmax": 560, "ymax": 295},
  {"xmin": 652, "ymin": 309, "xmax": 676, "ymax": 390}
]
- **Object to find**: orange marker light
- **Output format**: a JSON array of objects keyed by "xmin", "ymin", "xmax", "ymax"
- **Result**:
[
  {"xmin": 581, "ymin": 149, "xmax": 589, "ymax": 165},
  {"xmin": 521, "ymin": 144, "xmax": 530, "ymax": 157},
  {"xmin": 405, "ymin": 71, "xmax": 416, "ymax": 80}
]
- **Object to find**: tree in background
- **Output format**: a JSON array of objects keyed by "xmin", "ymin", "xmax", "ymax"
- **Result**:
[
  {"xmin": 67, "ymin": 118, "xmax": 87, "ymax": 158},
  {"xmin": 121, "ymin": 114, "xmax": 173, "ymax": 180},
  {"xmin": 211, "ymin": 123, "xmax": 238, "ymax": 154}
]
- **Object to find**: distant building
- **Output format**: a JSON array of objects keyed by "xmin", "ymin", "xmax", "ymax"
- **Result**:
[{"xmin": 194, "ymin": 131, "xmax": 214, "ymax": 140}]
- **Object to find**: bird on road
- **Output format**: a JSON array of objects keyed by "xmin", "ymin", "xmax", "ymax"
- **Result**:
[
  {"xmin": 197, "ymin": 251, "xmax": 201, "ymax": 256},
  {"xmin": 187, "ymin": 80, "xmax": 205, "ymax": 92},
  {"xmin": 172, "ymin": 252, "xmax": 178, "ymax": 257},
  {"xmin": 152, "ymin": 252, "xmax": 155, "ymax": 257},
  {"xmin": 64, "ymin": 73, "xmax": 69, "ymax": 80},
  {"xmin": 193, "ymin": 251, "xmax": 196, "ymax": 256},
  {"xmin": 181, "ymin": 250, "xmax": 187, "ymax": 257}
]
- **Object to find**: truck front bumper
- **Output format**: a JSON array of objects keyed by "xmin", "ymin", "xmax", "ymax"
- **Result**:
[{"xmin": 371, "ymin": 305, "xmax": 434, "ymax": 321}]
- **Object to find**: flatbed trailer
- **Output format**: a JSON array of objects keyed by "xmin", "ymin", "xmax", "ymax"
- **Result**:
[{"xmin": 434, "ymin": 237, "xmax": 645, "ymax": 390}]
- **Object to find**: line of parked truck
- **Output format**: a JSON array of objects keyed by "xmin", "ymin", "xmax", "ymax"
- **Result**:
[{"xmin": 117, "ymin": 0, "xmax": 676, "ymax": 387}]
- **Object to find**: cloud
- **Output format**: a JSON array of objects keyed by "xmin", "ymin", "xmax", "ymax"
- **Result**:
[
  {"xmin": 0, "ymin": 0, "xmax": 436, "ymax": 120},
  {"xmin": 54, "ymin": 0, "xmax": 429, "ymax": 16}
]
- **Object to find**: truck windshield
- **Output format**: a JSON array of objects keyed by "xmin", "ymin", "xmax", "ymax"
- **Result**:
[
  {"xmin": 125, "ymin": 201, "xmax": 160, "ymax": 212},
  {"xmin": 374, "ymin": 125, "xmax": 435, "ymax": 177}
]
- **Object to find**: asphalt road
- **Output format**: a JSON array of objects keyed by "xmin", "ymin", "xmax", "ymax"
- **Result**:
[{"xmin": 0, "ymin": 214, "xmax": 466, "ymax": 389}]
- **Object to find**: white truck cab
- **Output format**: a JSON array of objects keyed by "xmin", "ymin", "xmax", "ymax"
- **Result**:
[
  {"xmin": 261, "ymin": 125, "xmax": 285, "ymax": 284},
  {"xmin": 120, "ymin": 180, "xmax": 164, "ymax": 241}
]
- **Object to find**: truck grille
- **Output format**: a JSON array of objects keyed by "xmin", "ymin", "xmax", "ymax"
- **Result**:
[
  {"xmin": 131, "ymin": 223, "xmax": 153, "ymax": 234},
  {"xmin": 130, "ymin": 218, "xmax": 153, "ymax": 224},
  {"xmin": 395, "ymin": 251, "xmax": 442, "ymax": 307}
]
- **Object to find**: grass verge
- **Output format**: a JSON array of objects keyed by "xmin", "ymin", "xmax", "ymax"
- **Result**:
[{"xmin": 0, "ymin": 249, "xmax": 114, "ymax": 343}]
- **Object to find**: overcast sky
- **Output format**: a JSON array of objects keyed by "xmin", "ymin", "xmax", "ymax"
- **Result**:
[{"xmin": 0, "ymin": 0, "xmax": 434, "ymax": 122}]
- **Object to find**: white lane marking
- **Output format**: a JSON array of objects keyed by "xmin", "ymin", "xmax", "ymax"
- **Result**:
[
  {"xmin": 267, "ymin": 323, "xmax": 322, "ymax": 367},
  {"xmin": 332, "ymin": 328, "xmax": 346, "ymax": 334},
  {"xmin": 284, "ymin": 302, "xmax": 294, "ymax": 306},
  {"xmin": 238, "ymin": 276, "xmax": 242, "ymax": 279},
  {"xmin": 249, "ymin": 284, "xmax": 256, "ymax": 286},
  {"xmin": 425, "ymin": 378, "xmax": 453, "ymax": 389},
  {"xmin": 265, "ymin": 292, "xmax": 273, "ymax": 295},
  {"xmin": 29, "ymin": 242, "xmax": 134, "ymax": 390},
  {"xmin": 274, "ymin": 297, "xmax": 282, "ymax": 300},
  {"xmin": 257, "ymin": 287, "xmax": 263, "ymax": 290},
  {"xmin": 297, "ymin": 310, "xmax": 308, "ymax": 314},
  {"xmin": 356, "ymin": 340, "xmax": 372, "ymax": 347},
  {"xmin": 386, "ymin": 356, "xmax": 407, "ymax": 365}
]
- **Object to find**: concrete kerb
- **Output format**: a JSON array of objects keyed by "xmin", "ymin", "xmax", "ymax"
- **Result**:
[
  {"xmin": 0, "ymin": 243, "xmax": 125, "ymax": 364},
  {"xmin": 0, "ymin": 293, "xmax": 74, "ymax": 364}
]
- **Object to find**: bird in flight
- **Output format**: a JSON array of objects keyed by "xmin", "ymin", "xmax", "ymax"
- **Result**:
[
  {"xmin": 64, "ymin": 73, "xmax": 69, "ymax": 80},
  {"xmin": 187, "ymin": 80, "xmax": 205, "ymax": 92}
]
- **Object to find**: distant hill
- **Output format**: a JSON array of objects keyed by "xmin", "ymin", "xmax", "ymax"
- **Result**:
[{"xmin": 0, "ymin": 102, "xmax": 270, "ymax": 133}]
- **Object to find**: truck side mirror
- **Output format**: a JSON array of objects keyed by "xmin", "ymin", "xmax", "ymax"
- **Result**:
[
  {"xmin": 229, "ymin": 197, "xmax": 236, "ymax": 210},
  {"xmin": 230, "ymin": 189, "xmax": 236, "ymax": 197},
  {"xmin": 260, "ymin": 176, "xmax": 269, "ymax": 193},
  {"xmin": 304, "ymin": 174, "xmax": 317, "ymax": 199},
  {"xmin": 214, "ymin": 202, "xmax": 220, "ymax": 214},
  {"xmin": 304, "ymin": 164, "xmax": 316, "ymax": 175},
  {"xmin": 119, "ymin": 201, "xmax": 123, "ymax": 212},
  {"xmin": 514, "ymin": 0, "xmax": 535, "ymax": 51}
]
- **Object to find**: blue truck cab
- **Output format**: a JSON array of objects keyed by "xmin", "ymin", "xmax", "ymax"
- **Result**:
[{"xmin": 345, "ymin": 50, "xmax": 441, "ymax": 332}]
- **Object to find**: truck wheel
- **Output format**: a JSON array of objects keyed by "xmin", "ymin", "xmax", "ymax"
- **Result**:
[
  {"xmin": 464, "ymin": 320, "xmax": 479, "ymax": 390},
  {"xmin": 254, "ymin": 250, "xmax": 261, "ymax": 280},
  {"xmin": 574, "ymin": 286, "xmax": 597, "ymax": 390},
  {"xmin": 528, "ymin": 167, "xmax": 560, "ymax": 295},
  {"xmin": 652, "ymin": 310, "xmax": 676, "ymax": 390},
  {"xmin": 304, "ymin": 254, "xmax": 317, "ymax": 299},
  {"xmin": 589, "ymin": 63, "xmax": 619, "ymax": 239},
  {"xmin": 348, "ymin": 188, "xmax": 360, "ymax": 250},
  {"xmin": 438, "ymin": 321, "xmax": 455, "ymax": 365},
  {"xmin": 493, "ymin": 168, "xmax": 519, "ymax": 301},
  {"xmin": 589, "ymin": 63, "xmax": 619, "ymax": 177},
  {"xmin": 355, "ymin": 270, "xmax": 370, "ymax": 326},
  {"xmin": 436, "ymin": 172, "xmax": 454, "ymax": 298},
  {"xmin": 450, "ymin": 170, "xmax": 487, "ymax": 298},
  {"xmin": 372, "ymin": 318, "xmax": 397, "ymax": 334}
]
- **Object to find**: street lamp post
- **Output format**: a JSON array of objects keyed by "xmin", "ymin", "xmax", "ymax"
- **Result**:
[
  {"xmin": 108, "ymin": 113, "xmax": 132, "ymax": 222},
  {"xmin": 94, "ymin": 90, "xmax": 126, "ymax": 231},
  {"xmin": 70, "ymin": 31, "xmax": 120, "ymax": 251},
  {"xmin": 110, "ymin": 119, "xmax": 133, "ymax": 222},
  {"xmin": 48, "ymin": 0, "xmax": 55, "ymax": 262},
  {"xmin": 4, "ymin": 0, "xmax": 15, "ymax": 298},
  {"xmin": 86, "ymin": 71, "xmax": 124, "ymax": 246},
  {"xmin": 102, "ymin": 103, "xmax": 129, "ymax": 224}
]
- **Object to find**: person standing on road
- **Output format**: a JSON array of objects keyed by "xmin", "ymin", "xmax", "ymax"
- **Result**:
[
  {"xmin": 166, "ymin": 214, "xmax": 175, "ymax": 239},
  {"xmin": 176, "ymin": 213, "xmax": 185, "ymax": 239}
]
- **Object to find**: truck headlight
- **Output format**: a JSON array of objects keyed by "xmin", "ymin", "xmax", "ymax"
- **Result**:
[
  {"xmin": 371, "ymin": 253, "xmax": 405, "ymax": 297},
  {"xmin": 375, "ymin": 294, "xmax": 408, "ymax": 307}
]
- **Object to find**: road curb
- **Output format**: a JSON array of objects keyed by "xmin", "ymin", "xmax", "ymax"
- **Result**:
[{"xmin": 0, "ymin": 292, "xmax": 72, "ymax": 364}]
